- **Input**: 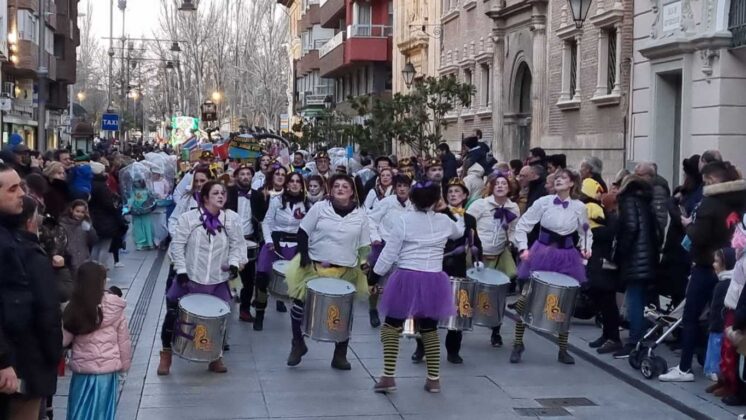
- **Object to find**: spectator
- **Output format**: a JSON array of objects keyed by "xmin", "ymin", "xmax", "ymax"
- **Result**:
[
  {"xmin": 437, "ymin": 143, "xmax": 459, "ymax": 186},
  {"xmin": 509, "ymin": 159, "xmax": 523, "ymax": 178},
  {"xmin": 700, "ymin": 149, "xmax": 723, "ymax": 171},
  {"xmin": 522, "ymin": 164, "xmax": 548, "ymax": 210},
  {"xmin": 527, "ymin": 147, "xmax": 546, "ymax": 166},
  {"xmin": 362, "ymin": 156, "xmax": 393, "ymax": 199},
  {"xmin": 292, "ymin": 152, "xmax": 306, "ymax": 173},
  {"xmin": 42, "ymin": 162, "xmax": 70, "ymax": 220},
  {"xmin": 53, "ymin": 149, "xmax": 74, "ymax": 172},
  {"xmin": 23, "ymin": 173, "xmax": 48, "ymax": 212},
  {"xmin": 461, "ymin": 136, "xmax": 488, "ymax": 173},
  {"xmin": 59, "ymin": 200, "xmax": 98, "ymax": 274},
  {"xmin": 546, "ymin": 154, "xmax": 567, "ymax": 174},
  {"xmin": 703, "ymin": 248, "xmax": 735, "ymax": 385},
  {"xmin": 660, "ymin": 161, "xmax": 746, "ymax": 382},
  {"xmin": 634, "ymin": 162, "xmax": 670, "ymax": 237},
  {"xmin": 89, "ymin": 161, "xmax": 126, "ymax": 267},
  {"xmin": 69, "ymin": 163, "xmax": 93, "ymax": 201},
  {"xmin": 580, "ymin": 156, "xmax": 608, "ymax": 193},
  {"xmin": 463, "ymin": 159, "xmax": 485, "ymax": 205},
  {"xmin": 614, "ymin": 174, "xmax": 662, "ymax": 357}
]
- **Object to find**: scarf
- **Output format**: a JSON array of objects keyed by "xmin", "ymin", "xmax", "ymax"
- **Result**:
[
  {"xmin": 331, "ymin": 199, "xmax": 356, "ymax": 218},
  {"xmin": 200, "ymin": 208, "xmax": 224, "ymax": 236},
  {"xmin": 307, "ymin": 190, "xmax": 325, "ymax": 204},
  {"xmin": 449, "ymin": 206, "xmax": 465, "ymax": 216}
]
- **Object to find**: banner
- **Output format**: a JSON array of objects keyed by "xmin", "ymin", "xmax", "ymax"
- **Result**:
[
  {"xmin": 228, "ymin": 134, "xmax": 263, "ymax": 161},
  {"xmin": 170, "ymin": 116, "xmax": 200, "ymax": 146}
]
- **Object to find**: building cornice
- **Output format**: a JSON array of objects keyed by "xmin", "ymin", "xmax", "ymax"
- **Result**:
[{"xmin": 638, "ymin": 31, "xmax": 732, "ymax": 59}]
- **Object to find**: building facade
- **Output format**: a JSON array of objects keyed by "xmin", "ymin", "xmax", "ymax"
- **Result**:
[{"xmin": 630, "ymin": 0, "xmax": 746, "ymax": 182}]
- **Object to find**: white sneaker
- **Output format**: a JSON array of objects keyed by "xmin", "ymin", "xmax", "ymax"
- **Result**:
[
  {"xmin": 658, "ymin": 366, "xmax": 695, "ymax": 382},
  {"xmin": 707, "ymin": 373, "xmax": 718, "ymax": 382},
  {"xmin": 114, "ymin": 262, "xmax": 125, "ymax": 268}
]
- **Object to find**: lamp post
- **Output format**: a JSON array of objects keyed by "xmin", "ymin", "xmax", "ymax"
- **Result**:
[
  {"xmin": 402, "ymin": 61, "xmax": 416, "ymax": 89},
  {"xmin": 567, "ymin": 0, "xmax": 593, "ymax": 28},
  {"xmin": 179, "ymin": 0, "xmax": 197, "ymax": 12},
  {"xmin": 323, "ymin": 95, "xmax": 334, "ymax": 146}
]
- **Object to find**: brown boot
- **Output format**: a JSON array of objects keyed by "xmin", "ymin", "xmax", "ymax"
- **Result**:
[
  {"xmin": 424, "ymin": 378, "xmax": 441, "ymax": 393},
  {"xmin": 373, "ymin": 376, "xmax": 397, "ymax": 393},
  {"xmin": 208, "ymin": 357, "xmax": 228, "ymax": 373},
  {"xmin": 157, "ymin": 349, "xmax": 172, "ymax": 376},
  {"xmin": 706, "ymin": 380, "xmax": 724, "ymax": 393}
]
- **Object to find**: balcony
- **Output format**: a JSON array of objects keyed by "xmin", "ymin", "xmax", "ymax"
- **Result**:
[
  {"xmin": 319, "ymin": 25, "xmax": 392, "ymax": 77},
  {"xmin": 298, "ymin": 3, "xmax": 321, "ymax": 32},
  {"xmin": 730, "ymin": 0, "xmax": 746, "ymax": 48},
  {"xmin": 298, "ymin": 38, "xmax": 329, "ymax": 75},
  {"xmin": 299, "ymin": 86, "xmax": 334, "ymax": 108},
  {"xmin": 320, "ymin": 0, "xmax": 345, "ymax": 28}
]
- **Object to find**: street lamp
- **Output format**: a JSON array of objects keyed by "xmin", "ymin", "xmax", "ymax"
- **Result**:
[
  {"xmin": 211, "ymin": 91, "xmax": 222, "ymax": 102},
  {"xmin": 567, "ymin": 0, "xmax": 593, "ymax": 28},
  {"xmin": 165, "ymin": 61, "xmax": 175, "ymax": 70},
  {"xmin": 170, "ymin": 42, "xmax": 181, "ymax": 53},
  {"xmin": 179, "ymin": 0, "xmax": 197, "ymax": 11},
  {"xmin": 402, "ymin": 61, "xmax": 416, "ymax": 88},
  {"xmin": 77, "ymin": 92, "xmax": 86, "ymax": 102}
]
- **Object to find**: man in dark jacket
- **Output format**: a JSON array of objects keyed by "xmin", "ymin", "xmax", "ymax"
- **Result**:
[
  {"xmin": 660, "ymin": 161, "xmax": 746, "ymax": 382},
  {"xmin": 436, "ymin": 143, "xmax": 458, "ymax": 185},
  {"xmin": 614, "ymin": 175, "xmax": 662, "ymax": 357},
  {"xmin": 635, "ymin": 162, "xmax": 670, "ymax": 237},
  {"xmin": 461, "ymin": 136, "xmax": 489, "ymax": 173},
  {"xmin": 88, "ymin": 161, "xmax": 126, "ymax": 264}
]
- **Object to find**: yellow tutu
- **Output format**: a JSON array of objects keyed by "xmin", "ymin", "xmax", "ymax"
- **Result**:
[{"xmin": 285, "ymin": 254, "xmax": 369, "ymax": 301}]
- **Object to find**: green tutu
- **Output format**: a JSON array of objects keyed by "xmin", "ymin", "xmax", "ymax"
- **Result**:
[{"xmin": 285, "ymin": 254, "xmax": 369, "ymax": 301}]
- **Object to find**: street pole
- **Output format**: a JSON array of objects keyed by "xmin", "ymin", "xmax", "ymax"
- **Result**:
[
  {"xmin": 37, "ymin": 0, "xmax": 48, "ymax": 151},
  {"xmin": 108, "ymin": 0, "xmax": 114, "ymax": 110}
]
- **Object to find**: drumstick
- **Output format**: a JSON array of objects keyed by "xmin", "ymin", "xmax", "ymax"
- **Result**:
[
  {"xmin": 274, "ymin": 251, "xmax": 285, "ymax": 260},
  {"xmin": 582, "ymin": 222, "xmax": 589, "ymax": 256}
]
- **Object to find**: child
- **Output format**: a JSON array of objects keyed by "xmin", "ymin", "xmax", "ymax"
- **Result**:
[
  {"xmin": 63, "ymin": 262, "xmax": 132, "ymax": 420},
  {"xmin": 129, "ymin": 178, "xmax": 155, "ymax": 250},
  {"xmin": 58, "ymin": 200, "xmax": 98, "ymax": 273},
  {"xmin": 721, "ymin": 218, "xmax": 746, "ymax": 405},
  {"xmin": 705, "ymin": 248, "xmax": 736, "ymax": 384}
]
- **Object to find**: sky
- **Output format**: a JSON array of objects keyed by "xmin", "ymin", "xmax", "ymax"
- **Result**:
[{"xmin": 87, "ymin": 0, "xmax": 163, "ymax": 41}]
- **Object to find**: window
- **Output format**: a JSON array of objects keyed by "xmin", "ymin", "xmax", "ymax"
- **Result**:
[
  {"xmin": 54, "ymin": 34, "xmax": 65, "ymax": 59},
  {"xmin": 607, "ymin": 28, "xmax": 617, "ymax": 94},
  {"xmin": 558, "ymin": 35, "xmax": 581, "ymax": 109},
  {"xmin": 463, "ymin": 68, "xmax": 472, "ymax": 86},
  {"xmin": 353, "ymin": 2, "xmax": 372, "ymax": 35},
  {"xmin": 388, "ymin": 1, "xmax": 394, "ymax": 27},
  {"xmin": 45, "ymin": 26, "xmax": 54, "ymax": 55},
  {"xmin": 569, "ymin": 40, "xmax": 578, "ymax": 98},
  {"xmin": 17, "ymin": 10, "xmax": 38, "ymax": 43},
  {"xmin": 480, "ymin": 64, "xmax": 490, "ymax": 106}
]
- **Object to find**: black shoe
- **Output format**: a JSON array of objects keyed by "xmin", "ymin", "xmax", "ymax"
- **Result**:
[
  {"xmin": 558, "ymin": 350, "xmax": 575, "ymax": 364},
  {"xmin": 721, "ymin": 395, "xmax": 746, "ymax": 406},
  {"xmin": 588, "ymin": 336, "xmax": 606, "ymax": 348},
  {"xmin": 491, "ymin": 332, "xmax": 503, "ymax": 348},
  {"xmin": 287, "ymin": 338, "xmax": 308, "ymax": 366},
  {"xmin": 447, "ymin": 353, "xmax": 463, "ymax": 364},
  {"xmin": 331, "ymin": 341, "xmax": 352, "ymax": 370},
  {"xmin": 411, "ymin": 348, "xmax": 424, "ymax": 364},
  {"xmin": 276, "ymin": 301, "xmax": 288, "ymax": 313},
  {"xmin": 510, "ymin": 343, "xmax": 524, "ymax": 363},
  {"xmin": 613, "ymin": 344, "xmax": 634, "ymax": 359},
  {"xmin": 597, "ymin": 340, "xmax": 623, "ymax": 355},
  {"xmin": 252, "ymin": 311, "xmax": 265, "ymax": 331},
  {"xmin": 369, "ymin": 309, "xmax": 381, "ymax": 328}
]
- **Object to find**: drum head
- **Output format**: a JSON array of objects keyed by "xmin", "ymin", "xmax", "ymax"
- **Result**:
[
  {"xmin": 246, "ymin": 240, "xmax": 259, "ymax": 249},
  {"xmin": 467, "ymin": 267, "xmax": 510, "ymax": 286},
  {"xmin": 532, "ymin": 271, "xmax": 578, "ymax": 287},
  {"xmin": 307, "ymin": 278, "xmax": 355, "ymax": 296},
  {"xmin": 273, "ymin": 260, "xmax": 290, "ymax": 273},
  {"xmin": 179, "ymin": 293, "xmax": 231, "ymax": 317}
]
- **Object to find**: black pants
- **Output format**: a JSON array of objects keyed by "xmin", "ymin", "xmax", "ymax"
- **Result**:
[
  {"xmin": 161, "ymin": 298, "xmax": 179, "ymax": 349},
  {"xmin": 239, "ymin": 259, "xmax": 257, "ymax": 313},
  {"xmin": 254, "ymin": 271, "xmax": 271, "ymax": 310},
  {"xmin": 590, "ymin": 288, "xmax": 621, "ymax": 342}
]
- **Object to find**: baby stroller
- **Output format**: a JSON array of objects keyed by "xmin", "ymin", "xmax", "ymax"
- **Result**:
[{"xmin": 628, "ymin": 299, "xmax": 708, "ymax": 379}]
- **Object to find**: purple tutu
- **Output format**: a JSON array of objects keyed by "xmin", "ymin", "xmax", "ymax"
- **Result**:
[
  {"xmin": 367, "ymin": 242, "xmax": 385, "ymax": 267},
  {"xmin": 257, "ymin": 244, "xmax": 297, "ymax": 273},
  {"xmin": 378, "ymin": 269, "xmax": 455, "ymax": 320},
  {"xmin": 166, "ymin": 279, "xmax": 232, "ymax": 303},
  {"xmin": 517, "ymin": 241, "xmax": 587, "ymax": 283}
]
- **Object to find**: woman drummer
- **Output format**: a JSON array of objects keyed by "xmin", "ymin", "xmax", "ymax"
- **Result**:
[
  {"xmin": 370, "ymin": 181, "xmax": 464, "ymax": 394},
  {"xmin": 366, "ymin": 173, "xmax": 413, "ymax": 328},
  {"xmin": 284, "ymin": 174, "xmax": 371, "ymax": 370},
  {"xmin": 409, "ymin": 178, "xmax": 483, "ymax": 364},
  {"xmin": 509, "ymin": 168, "xmax": 592, "ymax": 365},
  {"xmin": 158, "ymin": 180, "xmax": 247, "ymax": 375},
  {"xmin": 466, "ymin": 171, "xmax": 521, "ymax": 348},
  {"xmin": 168, "ymin": 165, "xmax": 213, "ymax": 237},
  {"xmin": 363, "ymin": 167, "xmax": 394, "ymax": 210},
  {"xmin": 254, "ymin": 171, "xmax": 310, "ymax": 328},
  {"xmin": 252, "ymin": 164, "xmax": 287, "ymax": 222}
]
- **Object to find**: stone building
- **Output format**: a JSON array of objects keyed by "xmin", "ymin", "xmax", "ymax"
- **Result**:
[{"xmin": 630, "ymin": 0, "xmax": 746, "ymax": 182}]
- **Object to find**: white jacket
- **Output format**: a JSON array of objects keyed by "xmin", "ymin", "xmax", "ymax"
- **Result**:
[
  {"xmin": 168, "ymin": 195, "xmax": 199, "ymax": 237},
  {"xmin": 169, "ymin": 208, "xmax": 247, "ymax": 285},
  {"xmin": 262, "ymin": 195, "xmax": 307, "ymax": 244},
  {"xmin": 463, "ymin": 163, "xmax": 485, "ymax": 202},
  {"xmin": 363, "ymin": 186, "xmax": 392, "ymax": 210},
  {"xmin": 367, "ymin": 195, "xmax": 413, "ymax": 243},
  {"xmin": 467, "ymin": 196, "xmax": 520, "ymax": 256}
]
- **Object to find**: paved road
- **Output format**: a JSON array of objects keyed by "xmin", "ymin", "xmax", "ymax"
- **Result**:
[{"xmin": 53, "ymin": 249, "xmax": 742, "ymax": 419}]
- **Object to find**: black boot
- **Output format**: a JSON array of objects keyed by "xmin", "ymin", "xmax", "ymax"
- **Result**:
[
  {"xmin": 491, "ymin": 326, "xmax": 503, "ymax": 347},
  {"xmin": 287, "ymin": 338, "xmax": 308, "ymax": 366},
  {"xmin": 369, "ymin": 309, "xmax": 381, "ymax": 328},
  {"xmin": 331, "ymin": 340, "xmax": 352, "ymax": 370},
  {"xmin": 253, "ymin": 310, "xmax": 265, "ymax": 331},
  {"xmin": 276, "ymin": 300, "xmax": 288, "ymax": 312},
  {"xmin": 445, "ymin": 330, "xmax": 462, "ymax": 363},
  {"xmin": 411, "ymin": 338, "xmax": 425, "ymax": 363}
]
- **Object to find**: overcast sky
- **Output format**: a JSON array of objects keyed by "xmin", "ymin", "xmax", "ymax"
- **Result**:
[{"xmin": 87, "ymin": 0, "xmax": 163, "ymax": 41}]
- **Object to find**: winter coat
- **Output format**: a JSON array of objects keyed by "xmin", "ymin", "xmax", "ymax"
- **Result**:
[
  {"xmin": 89, "ymin": 174, "xmax": 126, "ymax": 239},
  {"xmin": 69, "ymin": 164, "xmax": 93, "ymax": 200},
  {"xmin": 587, "ymin": 208, "xmax": 620, "ymax": 292},
  {"xmin": 726, "ymin": 257, "xmax": 746, "ymax": 310},
  {"xmin": 0, "ymin": 218, "xmax": 26, "ymax": 371},
  {"xmin": 463, "ymin": 164, "xmax": 485, "ymax": 203},
  {"xmin": 63, "ymin": 292, "xmax": 132, "ymax": 374},
  {"xmin": 651, "ymin": 175, "xmax": 671, "ymax": 237},
  {"xmin": 615, "ymin": 176, "xmax": 662, "ymax": 285},
  {"xmin": 58, "ymin": 215, "xmax": 98, "ymax": 272},
  {"xmin": 526, "ymin": 177, "xmax": 547, "ymax": 210},
  {"xmin": 441, "ymin": 151, "xmax": 459, "ymax": 186},
  {"xmin": 710, "ymin": 271, "xmax": 732, "ymax": 333},
  {"xmin": 659, "ymin": 184, "xmax": 702, "ymax": 299},
  {"xmin": 688, "ymin": 180, "xmax": 746, "ymax": 266},
  {"xmin": 4, "ymin": 231, "xmax": 63, "ymax": 397},
  {"xmin": 43, "ymin": 178, "xmax": 71, "ymax": 220}
]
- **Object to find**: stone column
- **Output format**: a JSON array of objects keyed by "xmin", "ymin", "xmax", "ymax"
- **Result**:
[
  {"xmin": 595, "ymin": 30, "xmax": 609, "ymax": 97},
  {"xmin": 530, "ymin": 8, "xmax": 547, "ymax": 146},
  {"xmin": 491, "ymin": 27, "xmax": 506, "ymax": 160},
  {"xmin": 573, "ymin": 32, "xmax": 582, "ymax": 101},
  {"xmin": 612, "ymin": 24, "xmax": 622, "ymax": 95}
]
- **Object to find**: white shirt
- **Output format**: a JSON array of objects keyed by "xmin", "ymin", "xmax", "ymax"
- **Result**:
[
  {"xmin": 367, "ymin": 194, "xmax": 413, "ymax": 243},
  {"xmin": 373, "ymin": 210, "xmax": 464, "ymax": 275},
  {"xmin": 169, "ymin": 208, "xmax": 248, "ymax": 285},
  {"xmin": 467, "ymin": 196, "xmax": 520, "ymax": 256},
  {"xmin": 237, "ymin": 193, "xmax": 254, "ymax": 237},
  {"xmin": 168, "ymin": 195, "xmax": 199, "ymax": 237},
  {"xmin": 302, "ymin": 200, "xmax": 371, "ymax": 267},
  {"xmin": 173, "ymin": 172, "xmax": 193, "ymax": 208},
  {"xmin": 515, "ymin": 194, "xmax": 593, "ymax": 251},
  {"xmin": 262, "ymin": 195, "xmax": 306, "ymax": 245},
  {"xmin": 363, "ymin": 186, "xmax": 392, "ymax": 210},
  {"xmin": 251, "ymin": 171, "xmax": 266, "ymax": 190}
]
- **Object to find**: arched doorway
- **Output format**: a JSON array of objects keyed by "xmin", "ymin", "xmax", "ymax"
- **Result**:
[{"xmin": 513, "ymin": 62, "xmax": 532, "ymax": 159}]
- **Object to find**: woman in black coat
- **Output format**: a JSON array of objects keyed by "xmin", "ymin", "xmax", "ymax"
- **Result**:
[
  {"xmin": 615, "ymin": 175, "xmax": 661, "ymax": 355},
  {"xmin": 89, "ymin": 170, "xmax": 126, "ymax": 265}
]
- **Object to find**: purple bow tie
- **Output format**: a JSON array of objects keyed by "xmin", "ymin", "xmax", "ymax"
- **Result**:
[
  {"xmin": 200, "ymin": 208, "xmax": 224, "ymax": 236},
  {"xmin": 237, "ymin": 188, "xmax": 251, "ymax": 199},
  {"xmin": 553, "ymin": 197, "xmax": 570, "ymax": 209},
  {"xmin": 493, "ymin": 207, "xmax": 517, "ymax": 225}
]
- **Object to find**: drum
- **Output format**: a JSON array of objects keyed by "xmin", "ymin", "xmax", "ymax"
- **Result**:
[
  {"xmin": 438, "ymin": 277, "xmax": 476, "ymax": 331},
  {"xmin": 302, "ymin": 278, "xmax": 355, "ymax": 342},
  {"xmin": 468, "ymin": 267, "xmax": 511, "ymax": 328},
  {"xmin": 521, "ymin": 271, "xmax": 580, "ymax": 335},
  {"xmin": 270, "ymin": 260, "xmax": 291, "ymax": 301},
  {"xmin": 246, "ymin": 240, "xmax": 260, "ymax": 262},
  {"xmin": 172, "ymin": 294, "xmax": 231, "ymax": 362},
  {"xmin": 401, "ymin": 317, "xmax": 418, "ymax": 338}
]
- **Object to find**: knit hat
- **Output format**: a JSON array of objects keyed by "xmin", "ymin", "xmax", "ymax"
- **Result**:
[
  {"xmin": 462, "ymin": 136, "xmax": 479, "ymax": 149},
  {"xmin": 89, "ymin": 161, "xmax": 105, "ymax": 175},
  {"xmin": 682, "ymin": 154, "xmax": 701, "ymax": 179},
  {"xmin": 581, "ymin": 178, "xmax": 603, "ymax": 200},
  {"xmin": 719, "ymin": 247, "xmax": 737, "ymax": 271}
]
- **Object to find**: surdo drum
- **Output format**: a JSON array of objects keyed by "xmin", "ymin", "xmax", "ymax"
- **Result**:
[
  {"xmin": 467, "ymin": 267, "xmax": 511, "ymax": 328},
  {"xmin": 438, "ymin": 277, "xmax": 476, "ymax": 331},
  {"xmin": 270, "ymin": 260, "xmax": 291, "ymax": 301},
  {"xmin": 521, "ymin": 271, "xmax": 580, "ymax": 335},
  {"xmin": 172, "ymin": 294, "xmax": 231, "ymax": 362},
  {"xmin": 302, "ymin": 278, "xmax": 356, "ymax": 342}
]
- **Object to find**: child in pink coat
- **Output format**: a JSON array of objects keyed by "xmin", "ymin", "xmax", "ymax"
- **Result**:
[{"xmin": 62, "ymin": 262, "xmax": 132, "ymax": 420}]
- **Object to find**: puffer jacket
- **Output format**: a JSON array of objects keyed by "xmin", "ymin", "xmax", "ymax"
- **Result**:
[
  {"xmin": 615, "ymin": 175, "xmax": 662, "ymax": 284},
  {"xmin": 63, "ymin": 292, "xmax": 132, "ymax": 374},
  {"xmin": 58, "ymin": 215, "xmax": 98, "ymax": 272},
  {"xmin": 464, "ymin": 163, "xmax": 485, "ymax": 203},
  {"xmin": 688, "ymin": 180, "xmax": 746, "ymax": 266}
]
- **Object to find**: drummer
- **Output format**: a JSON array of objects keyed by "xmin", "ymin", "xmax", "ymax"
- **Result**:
[
  {"xmin": 251, "ymin": 154, "xmax": 273, "ymax": 190},
  {"xmin": 366, "ymin": 174, "xmax": 413, "ymax": 328},
  {"xmin": 159, "ymin": 180, "xmax": 247, "ymax": 375},
  {"xmin": 510, "ymin": 168, "xmax": 592, "ymax": 365},
  {"xmin": 411, "ymin": 177, "xmax": 483, "ymax": 364},
  {"xmin": 255, "ymin": 171, "xmax": 309, "ymax": 327},
  {"xmin": 311, "ymin": 151, "xmax": 333, "ymax": 180},
  {"xmin": 284, "ymin": 174, "xmax": 370, "ymax": 370},
  {"xmin": 362, "ymin": 167, "xmax": 394, "ymax": 210},
  {"xmin": 172, "ymin": 151, "xmax": 215, "ymax": 207},
  {"xmin": 225, "ymin": 164, "xmax": 262, "ymax": 323},
  {"xmin": 466, "ymin": 171, "xmax": 521, "ymax": 348},
  {"xmin": 370, "ymin": 181, "xmax": 464, "ymax": 393},
  {"xmin": 168, "ymin": 165, "xmax": 213, "ymax": 237}
]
